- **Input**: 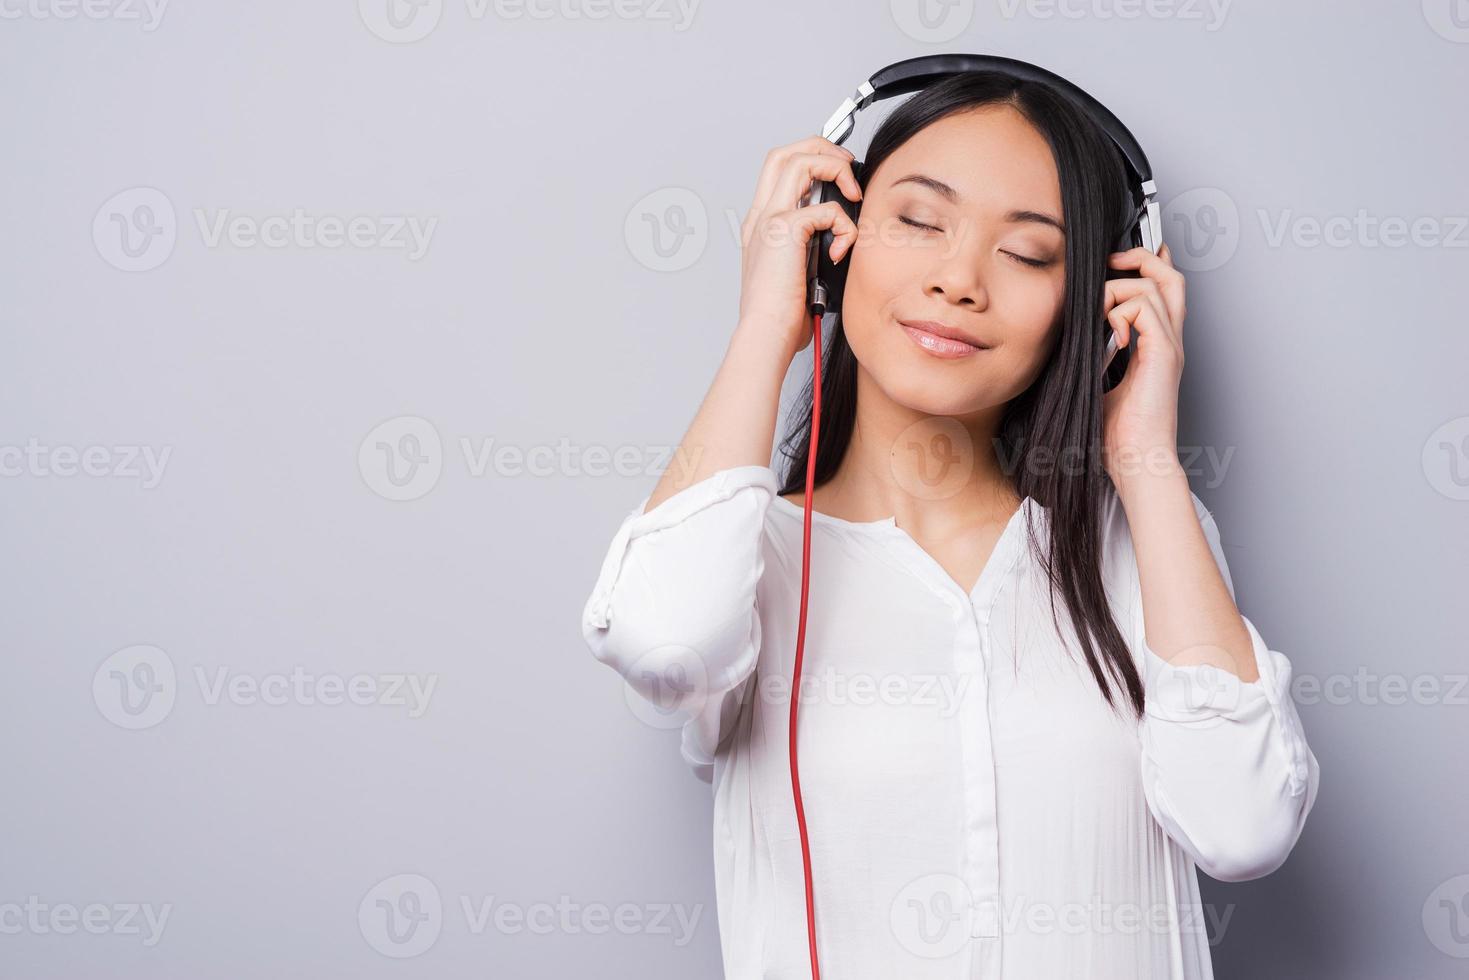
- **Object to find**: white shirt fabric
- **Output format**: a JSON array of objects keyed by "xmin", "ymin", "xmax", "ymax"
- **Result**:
[{"xmin": 581, "ymin": 464, "xmax": 1320, "ymax": 980}]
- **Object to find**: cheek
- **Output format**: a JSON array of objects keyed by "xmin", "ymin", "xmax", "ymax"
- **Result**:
[
  {"xmin": 842, "ymin": 226, "xmax": 950, "ymax": 307},
  {"xmin": 838, "ymin": 238, "xmax": 908, "ymax": 350},
  {"xmin": 1010, "ymin": 276, "xmax": 1067, "ymax": 352}
]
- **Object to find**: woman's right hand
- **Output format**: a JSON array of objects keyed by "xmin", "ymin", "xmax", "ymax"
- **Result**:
[{"xmin": 737, "ymin": 135, "xmax": 864, "ymax": 356}]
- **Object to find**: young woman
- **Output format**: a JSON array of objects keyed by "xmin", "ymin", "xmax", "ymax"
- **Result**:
[{"xmin": 582, "ymin": 70, "xmax": 1319, "ymax": 980}]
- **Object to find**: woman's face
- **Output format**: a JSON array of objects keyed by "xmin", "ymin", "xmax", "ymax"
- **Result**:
[{"xmin": 841, "ymin": 104, "xmax": 1069, "ymax": 419}]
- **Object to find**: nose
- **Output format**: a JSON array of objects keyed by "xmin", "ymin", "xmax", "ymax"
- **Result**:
[{"xmin": 922, "ymin": 227, "xmax": 988, "ymax": 310}]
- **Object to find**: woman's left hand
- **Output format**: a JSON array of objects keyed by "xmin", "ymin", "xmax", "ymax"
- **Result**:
[{"xmin": 1100, "ymin": 242, "xmax": 1187, "ymax": 487}]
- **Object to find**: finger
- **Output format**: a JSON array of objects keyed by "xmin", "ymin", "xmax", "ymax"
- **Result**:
[
  {"xmin": 757, "ymin": 200, "xmax": 852, "ymax": 255},
  {"xmin": 1108, "ymin": 246, "xmax": 1186, "ymax": 333},
  {"xmin": 808, "ymin": 201, "xmax": 860, "ymax": 261},
  {"xmin": 1106, "ymin": 295, "xmax": 1148, "ymax": 352},
  {"xmin": 1108, "ymin": 245, "xmax": 1182, "ymax": 281},
  {"xmin": 1106, "ymin": 295, "xmax": 1136, "ymax": 349},
  {"xmin": 1103, "ymin": 277, "xmax": 1170, "ymax": 339},
  {"xmin": 1154, "ymin": 243, "xmax": 1186, "ymax": 328},
  {"xmin": 772, "ymin": 152, "xmax": 862, "ymax": 214},
  {"xmin": 750, "ymin": 137, "xmax": 856, "ymax": 218},
  {"xmin": 786, "ymin": 200, "xmax": 860, "ymax": 258},
  {"xmin": 1108, "ymin": 294, "xmax": 1177, "ymax": 361},
  {"xmin": 781, "ymin": 150, "xmax": 857, "ymax": 210},
  {"xmin": 748, "ymin": 137, "xmax": 856, "ymax": 242}
]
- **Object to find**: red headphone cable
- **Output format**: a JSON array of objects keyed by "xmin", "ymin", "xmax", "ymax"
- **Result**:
[{"xmin": 790, "ymin": 309, "xmax": 823, "ymax": 980}]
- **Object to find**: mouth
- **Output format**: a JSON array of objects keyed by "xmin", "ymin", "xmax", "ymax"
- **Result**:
[{"xmin": 897, "ymin": 319, "xmax": 991, "ymax": 359}]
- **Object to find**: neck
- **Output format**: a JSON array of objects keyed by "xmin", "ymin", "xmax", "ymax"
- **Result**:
[{"xmin": 810, "ymin": 365, "xmax": 1024, "ymax": 538}]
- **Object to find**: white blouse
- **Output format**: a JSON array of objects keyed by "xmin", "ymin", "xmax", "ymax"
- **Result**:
[{"xmin": 581, "ymin": 464, "xmax": 1320, "ymax": 980}]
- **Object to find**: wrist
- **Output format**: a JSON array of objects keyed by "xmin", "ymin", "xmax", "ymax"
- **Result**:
[
  {"xmin": 732, "ymin": 316, "xmax": 802, "ymax": 365},
  {"xmin": 1111, "ymin": 452, "xmax": 1188, "ymax": 506}
]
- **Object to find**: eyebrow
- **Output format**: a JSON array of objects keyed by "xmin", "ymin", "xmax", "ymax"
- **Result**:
[{"xmin": 889, "ymin": 172, "xmax": 1066, "ymax": 235}]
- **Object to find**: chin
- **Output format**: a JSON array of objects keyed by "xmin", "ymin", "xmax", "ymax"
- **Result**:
[{"xmin": 874, "ymin": 361, "xmax": 996, "ymax": 418}]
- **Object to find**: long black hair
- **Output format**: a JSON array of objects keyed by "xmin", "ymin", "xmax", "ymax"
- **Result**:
[{"xmin": 776, "ymin": 69, "xmax": 1147, "ymax": 720}]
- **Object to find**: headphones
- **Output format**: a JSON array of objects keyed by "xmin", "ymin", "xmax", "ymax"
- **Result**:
[
  {"xmin": 804, "ymin": 52, "xmax": 1163, "ymax": 373},
  {"xmin": 786, "ymin": 54, "xmax": 1163, "ymax": 980}
]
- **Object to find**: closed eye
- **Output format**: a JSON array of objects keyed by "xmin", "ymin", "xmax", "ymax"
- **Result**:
[
  {"xmin": 900, "ymin": 215, "xmax": 1053, "ymax": 268},
  {"xmin": 1005, "ymin": 252, "xmax": 1052, "ymax": 268},
  {"xmin": 898, "ymin": 215, "xmax": 941, "ymax": 233}
]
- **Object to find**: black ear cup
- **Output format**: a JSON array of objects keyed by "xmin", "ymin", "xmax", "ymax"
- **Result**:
[{"xmin": 812, "ymin": 159, "xmax": 865, "ymax": 316}]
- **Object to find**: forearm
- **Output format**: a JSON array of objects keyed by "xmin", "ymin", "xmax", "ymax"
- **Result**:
[
  {"xmin": 1114, "ymin": 461, "xmax": 1259, "ymax": 684},
  {"xmin": 644, "ymin": 319, "xmax": 797, "ymax": 514}
]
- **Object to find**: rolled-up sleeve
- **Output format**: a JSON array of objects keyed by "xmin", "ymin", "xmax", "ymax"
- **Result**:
[
  {"xmin": 1128, "ymin": 493, "xmax": 1321, "ymax": 883},
  {"xmin": 581, "ymin": 464, "xmax": 780, "ymax": 776}
]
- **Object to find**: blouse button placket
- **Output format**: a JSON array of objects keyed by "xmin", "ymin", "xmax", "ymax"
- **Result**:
[
  {"xmin": 871, "ymin": 514, "xmax": 1026, "ymax": 978},
  {"xmin": 960, "ymin": 599, "xmax": 1003, "ymax": 976}
]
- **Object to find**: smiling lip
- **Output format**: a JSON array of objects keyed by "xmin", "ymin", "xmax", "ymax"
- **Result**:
[{"xmin": 897, "ymin": 319, "xmax": 990, "ymax": 359}]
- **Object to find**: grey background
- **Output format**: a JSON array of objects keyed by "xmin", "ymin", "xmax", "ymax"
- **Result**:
[{"xmin": 1, "ymin": 1, "xmax": 1465, "ymax": 977}]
